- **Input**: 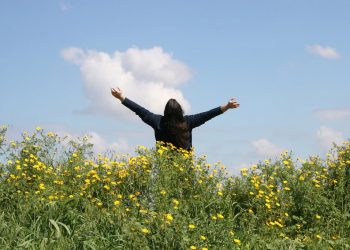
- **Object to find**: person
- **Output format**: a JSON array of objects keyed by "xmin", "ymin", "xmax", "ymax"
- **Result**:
[{"xmin": 111, "ymin": 87, "xmax": 240, "ymax": 150}]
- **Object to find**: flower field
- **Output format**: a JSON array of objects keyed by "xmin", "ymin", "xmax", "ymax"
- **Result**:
[{"xmin": 0, "ymin": 126, "xmax": 349, "ymax": 249}]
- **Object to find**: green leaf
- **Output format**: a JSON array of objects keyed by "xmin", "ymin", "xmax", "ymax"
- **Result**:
[{"xmin": 49, "ymin": 219, "xmax": 61, "ymax": 238}]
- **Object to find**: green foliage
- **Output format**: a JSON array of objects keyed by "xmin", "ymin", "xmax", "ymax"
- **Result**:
[{"xmin": 0, "ymin": 128, "xmax": 349, "ymax": 249}]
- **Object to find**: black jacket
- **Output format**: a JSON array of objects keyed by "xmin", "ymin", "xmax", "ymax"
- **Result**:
[{"xmin": 122, "ymin": 98, "xmax": 223, "ymax": 149}]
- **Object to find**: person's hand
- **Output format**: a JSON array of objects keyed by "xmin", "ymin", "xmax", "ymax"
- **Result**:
[
  {"xmin": 111, "ymin": 87, "xmax": 125, "ymax": 101},
  {"xmin": 227, "ymin": 98, "xmax": 240, "ymax": 109},
  {"xmin": 221, "ymin": 97, "xmax": 240, "ymax": 112}
]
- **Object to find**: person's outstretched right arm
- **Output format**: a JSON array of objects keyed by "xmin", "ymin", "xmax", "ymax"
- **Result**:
[
  {"xmin": 187, "ymin": 97, "xmax": 240, "ymax": 129},
  {"xmin": 111, "ymin": 87, "xmax": 160, "ymax": 129}
]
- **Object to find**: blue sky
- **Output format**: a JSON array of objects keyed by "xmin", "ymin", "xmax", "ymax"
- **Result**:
[{"xmin": 1, "ymin": 0, "xmax": 349, "ymax": 173}]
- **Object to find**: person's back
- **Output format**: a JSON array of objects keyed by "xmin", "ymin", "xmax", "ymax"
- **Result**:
[{"xmin": 111, "ymin": 87, "xmax": 240, "ymax": 150}]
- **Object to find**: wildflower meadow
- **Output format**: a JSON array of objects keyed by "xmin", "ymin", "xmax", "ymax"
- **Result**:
[{"xmin": 0, "ymin": 126, "xmax": 349, "ymax": 249}]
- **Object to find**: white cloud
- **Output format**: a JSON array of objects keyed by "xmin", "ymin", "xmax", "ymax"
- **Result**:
[
  {"xmin": 88, "ymin": 132, "xmax": 131, "ymax": 153},
  {"xmin": 56, "ymin": 130, "xmax": 131, "ymax": 154},
  {"xmin": 121, "ymin": 47, "xmax": 191, "ymax": 87},
  {"xmin": 315, "ymin": 108, "xmax": 350, "ymax": 120},
  {"xmin": 316, "ymin": 126, "xmax": 345, "ymax": 148},
  {"xmin": 252, "ymin": 138, "xmax": 284, "ymax": 157},
  {"xmin": 306, "ymin": 44, "xmax": 340, "ymax": 59},
  {"xmin": 60, "ymin": 2, "xmax": 72, "ymax": 12},
  {"xmin": 61, "ymin": 47, "xmax": 85, "ymax": 64},
  {"xmin": 61, "ymin": 46, "xmax": 192, "ymax": 118}
]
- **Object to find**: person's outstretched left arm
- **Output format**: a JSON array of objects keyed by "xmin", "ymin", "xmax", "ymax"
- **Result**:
[
  {"xmin": 187, "ymin": 97, "xmax": 240, "ymax": 129},
  {"xmin": 111, "ymin": 87, "xmax": 161, "ymax": 129}
]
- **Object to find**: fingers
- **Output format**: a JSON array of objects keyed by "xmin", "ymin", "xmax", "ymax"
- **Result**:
[
  {"xmin": 228, "ymin": 97, "xmax": 240, "ymax": 108},
  {"xmin": 111, "ymin": 87, "xmax": 122, "ymax": 94},
  {"xmin": 229, "ymin": 97, "xmax": 237, "ymax": 103}
]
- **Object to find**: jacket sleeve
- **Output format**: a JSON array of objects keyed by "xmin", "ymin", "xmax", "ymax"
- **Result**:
[
  {"xmin": 122, "ymin": 98, "xmax": 161, "ymax": 129},
  {"xmin": 186, "ymin": 107, "xmax": 223, "ymax": 129}
]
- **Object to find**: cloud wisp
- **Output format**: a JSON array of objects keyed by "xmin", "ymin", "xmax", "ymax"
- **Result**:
[
  {"xmin": 60, "ymin": 2, "xmax": 72, "ymax": 12},
  {"xmin": 55, "ymin": 129, "xmax": 131, "ymax": 154},
  {"xmin": 306, "ymin": 44, "xmax": 340, "ymax": 59},
  {"xmin": 315, "ymin": 108, "xmax": 350, "ymax": 120},
  {"xmin": 316, "ymin": 126, "xmax": 345, "ymax": 148},
  {"xmin": 87, "ymin": 132, "xmax": 131, "ymax": 153},
  {"xmin": 251, "ymin": 138, "xmax": 285, "ymax": 158},
  {"xmin": 61, "ymin": 46, "xmax": 192, "ymax": 119}
]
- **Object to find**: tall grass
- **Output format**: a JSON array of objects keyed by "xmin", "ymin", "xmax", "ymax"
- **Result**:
[{"xmin": 0, "ymin": 126, "xmax": 349, "ymax": 249}]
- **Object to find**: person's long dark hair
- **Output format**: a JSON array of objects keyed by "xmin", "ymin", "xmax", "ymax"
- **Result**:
[{"xmin": 163, "ymin": 99, "xmax": 190, "ymax": 149}]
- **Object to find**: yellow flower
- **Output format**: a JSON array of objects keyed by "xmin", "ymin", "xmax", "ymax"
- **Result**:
[
  {"xmin": 201, "ymin": 248, "xmax": 208, "ymax": 250},
  {"xmin": 140, "ymin": 209, "xmax": 148, "ymax": 214},
  {"xmin": 275, "ymin": 221, "xmax": 283, "ymax": 228},
  {"xmin": 172, "ymin": 199, "xmax": 179, "ymax": 206},
  {"xmin": 248, "ymin": 208, "xmax": 254, "ymax": 214},
  {"xmin": 217, "ymin": 191, "xmax": 223, "ymax": 196},
  {"xmin": 39, "ymin": 183, "xmax": 46, "ymax": 190},
  {"xmin": 97, "ymin": 202, "xmax": 103, "ymax": 206},
  {"xmin": 47, "ymin": 132, "xmax": 55, "ymax": 137},
  {"xmin": 217, "ymin": 213, "xmax": 224, "ymax": 219},
  {"xmin": 165, "ymin": 213, "xmax": 173, "ymax": 222},
  {"xmin": 141, "ymin": 228, "xmax": 150, "ymax": 234},
  {"xmin": 190, "ymin": 246, "xmax": 196, "ymax": 250},
  {"xmin": 200, "ymin": 235, "xmax": 206, "ymax": 240},
  {"xmin": 233, "ymin": 239, "xmax": 241, "ymax": 245},
  {"xmin": 160, "ymin": 190, "xmax": 167, "ymax": 195},
  {"xmin": 284, "ymin": 187, "xmax": 291, "ymax": 191},
  {"xmin": 315, "ymin": 214, "xmax": 321, "ymax": 220},
  {"xmin": 188, "ymin": 224, "xmax": 196, "ymax": 229},
  {"xmin": 240, "ymin": 168, "xmax": 248, "ymax": 176},
  {"xmin": 114, "ymin": 200, "xmax": 120, "ymax": 206},
  {"xmin": 36, "ymin": 126, "xmax": 42, "ymax": 131},
  {"xmin": 316, "ymin": 234, "xmax": 322, "ymax": 239}
]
